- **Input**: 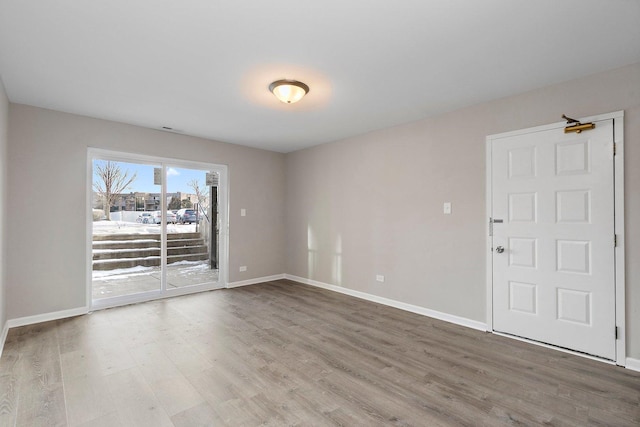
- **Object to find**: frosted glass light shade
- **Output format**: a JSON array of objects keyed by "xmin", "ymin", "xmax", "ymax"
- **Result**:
[{"xmin": 269, "ymin": 80, "xmax": 309, "ymax": 104}]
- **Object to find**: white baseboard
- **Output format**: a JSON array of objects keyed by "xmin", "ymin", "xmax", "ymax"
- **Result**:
[
  {"xmin": 625, "ymin": 357, "xmax": 640, "ymax": 372},
  {"xmin": 7, "ymin": 306, "xmax": 88, "ymax": 329},
  {"xmin": 227, "ymin": 274, "xmax": 286, "ymax": 289},
  {"xmin": 0, "ymin": 321, "xmax": 8, "ymax": 358},
  {"xmin": 284, "ymin": 274, "xmax": 487, "ymax": 332}
]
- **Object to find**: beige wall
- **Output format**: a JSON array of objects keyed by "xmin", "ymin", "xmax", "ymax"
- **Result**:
[
  {"xmin": 285, "ymin": 63, "xmax": 640, "ymax": 358},
  {"xmin": 0, "ymin": 78, "xmax": 8, "ymax": 332},
  {"xmin": 4, "ymin": 63, "xmax": 639, "ymax": 360},
  {"xmin": 6, "ymin": 105, "xmax": 286, "ymax": 319}
]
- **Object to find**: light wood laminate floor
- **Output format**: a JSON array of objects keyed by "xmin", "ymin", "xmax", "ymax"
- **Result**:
[{"xmin": 0, "ymin": 280, "xmax": 639, "ymax": 426}]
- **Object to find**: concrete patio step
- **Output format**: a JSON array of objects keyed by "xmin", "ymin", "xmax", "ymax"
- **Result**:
[
  {"xmin": 92, "ymin": 252, "xmax": 209, "ymax": 270},
  {"xmin": 93, "ymin": 247, "xmax": 160, "ymax": 260},
  {"xmin": 93, "ymin": 240, "xmax": 160, "ymax": 250},
  {"xmin": 92, "ymin": 232, "xmax": 200, "ymax": 241},
  {"xmin": 168, "ymin": 245, "xmax": 208, "ymax": 255},
  {"xmin": 93, "ymin": 237, "xmax": 204, "ymax": 250},
  {"xmin": 91, "ymin": 232, "xmax": 208, "ymax": 270},
  {"xmin": 92, "ymin": 244, "xmax": 208, "ymax": 260},
  {"xmin": 167, "ymin": 238, "xmax": 205, "ymax": 248}
]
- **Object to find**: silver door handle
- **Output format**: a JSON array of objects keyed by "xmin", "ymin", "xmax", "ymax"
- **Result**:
[{"xmin": 495, "ymin": 246, "xmax": 505, "ymax": 253}]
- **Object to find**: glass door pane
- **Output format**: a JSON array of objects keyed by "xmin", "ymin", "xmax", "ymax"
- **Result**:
[
  {"xmin": 165, "ymin": 166, "xmax": 219, "ymax": 289},
  {"xmin": 91, "ymin": 159, "xmax": 163, "ymax": 301}
]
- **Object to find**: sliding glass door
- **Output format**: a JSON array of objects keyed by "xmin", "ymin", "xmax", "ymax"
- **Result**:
[
  {"xmin": 88, "ymin": 149, "xmax": 227, "ymax": 309},
  {"xmin": 164, "ymin": 166, "xmax": 220, "ymax": 290}
]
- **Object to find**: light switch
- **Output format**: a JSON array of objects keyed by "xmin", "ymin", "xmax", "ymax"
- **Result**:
[
  {"xmin": 443, "ymin": 202, "xmax": 452, "ymax": 214},
  {"xmin": 241, "ymin": 208, "xmax": 246, "ymax": 217}
]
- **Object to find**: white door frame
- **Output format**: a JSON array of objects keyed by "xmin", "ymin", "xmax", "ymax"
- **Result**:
[
  {"xmin": 485, "ymin": 111, "xmax": 625, "ymax": 366},
  {"xmin": 86, "ymin": 148, "xmax": 230, "ymax": 310}
]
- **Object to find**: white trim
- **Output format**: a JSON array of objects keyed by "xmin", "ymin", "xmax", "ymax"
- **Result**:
[
  {"xmin": 91, "ymin": 283, "xmax": 226, "ymax": 311},
  {"xmin": 91, "ymin": 290, "xmax": 164, "ymax": 311},
  {"xmin": 161, "ymin": 164, "xmax": 168, "ymax": 292},
  {"xmin": 285, "ymin": 274, "xmax": 487, "ymax": 331},
  {"xmin": 0, "ymin": 321, "xmax": 8, "ymax": 358},
  {"xmin": 165, "ymin": 282, "xmax": 226, "ymax": 296},
  {"xmin": 485, "ymin": 138, "xmax": 494, "ymax": 332},
  {"xmin": 7, "ymin": 306, "xmax": 88, "ymax": 329},
  {"xmin": 86, "ymin": 150, "xmax": 94, "ymax": 309},
  {"xmin": 217, "ymin": 163, "xmax": 230, "ymax": 288},
  {"xmin": 613, "ymin": 112, "xmax": 626, "ymax": 365},
  {"xmin": 227, "ymin": 274, "xmax": 286, "ymax": 289},
  {"xmin": 484, "ymin": 111, "xmax": 623, "ymax": 141},
  {"xmin": 625, "ymin": 357, "xmax": 640, "ymax": 372},
  {"xmin": 485, "ymin": 111, "xmax": 625, "ymax": 365}
]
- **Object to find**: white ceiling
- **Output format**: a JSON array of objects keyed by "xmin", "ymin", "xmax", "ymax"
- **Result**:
[{"xmin": 0, "ymin": 1, "xmax": 639, "ymax": 153}]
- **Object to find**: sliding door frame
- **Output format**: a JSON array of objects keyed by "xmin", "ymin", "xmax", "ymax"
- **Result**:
[{"xmin": 86, "ymin": 148, "xmax": 229, "ymax": 310}]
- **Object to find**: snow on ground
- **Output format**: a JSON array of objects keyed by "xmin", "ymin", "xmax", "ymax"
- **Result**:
[
  {"xmin": 168, "ymin": 260, "xmax": 209, "ymax": 268},
  {"xmin": 91, "ymin": 260, "xmax": 208, "ymax": 279},
  {"xmin": 92, "ymin": 261, "xmax": 218, "ymax": 299},
  {"xmin": 91, "ymin": 221, "xmax": 212, "ymax": 290},
  {"xmin": 92, "ymin": 265, "xmax": 155, "ymax": 279},
  {"xmin": 93, "ymin": 220, "xmax": 198, "ymax": 235},
  {"xmin": 94, "ymin": 239, "xmax": 159, "ymax": 244},
  {"xmin": 92, "ymin": 248, "xmax": 161, "ymax": 254}
]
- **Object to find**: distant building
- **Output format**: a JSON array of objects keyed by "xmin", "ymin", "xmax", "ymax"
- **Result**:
[{"xmin": 93, "ymin": 191, "xmax": 201, "ymax": 212}]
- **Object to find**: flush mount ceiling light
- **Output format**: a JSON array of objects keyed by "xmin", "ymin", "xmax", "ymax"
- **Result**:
[{"xmin": 269, "ymin": 79, "xmax": 309, "ymax": 104}]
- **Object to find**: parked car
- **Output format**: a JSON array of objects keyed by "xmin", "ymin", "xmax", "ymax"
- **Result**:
[
  {"xmin": 136, "ymin": 212, "xmax": 153, "ymax": 224},
  {"xmin": 176, "ymin": 208, "xmax": 198, "ymax": 224},
  {"xmin": 153, "ymin": 210, "xmax": 177, "ymax": 224}
]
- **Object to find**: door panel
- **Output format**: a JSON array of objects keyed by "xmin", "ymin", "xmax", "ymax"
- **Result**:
[
  {"xmin": 491, "ymin": 119, "xmax": 615, "ymax": 360},
  {"xmin": 165, "ymin": 166, "xmax": 219, "ymax": 289},
  {"xmin": 92, "ymin": 159, "xmax": 162, "ymax": 301}
]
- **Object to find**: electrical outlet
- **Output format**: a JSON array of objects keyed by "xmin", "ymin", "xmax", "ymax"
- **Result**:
[
  {"xmin": 443, "ymin": 202, "xmax": 452, "ymax": 214},
  {"xmin": 239, "ymin": 266, "xmax": 247, "ymax": 272},
  {"xmin": 376, "ymin": 275, "xmax": 385, "ymax": 283},
  {"xmin": 241, "ymin": 208, "xmax": 246, "ymax": 217}
]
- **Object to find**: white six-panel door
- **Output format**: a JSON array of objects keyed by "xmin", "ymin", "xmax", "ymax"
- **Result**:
[{"xmin": 490, "ymin": 119, "xmax": 616, "ymax": 360}]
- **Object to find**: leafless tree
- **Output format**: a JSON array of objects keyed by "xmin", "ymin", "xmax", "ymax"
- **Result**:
[
  {"xmin": 187, "ymin": 179, "xmax": 209, "ymax": 218},
  {"xmin": 93, "ymin": 161, "xmax": 137, "ymax": 220}
]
